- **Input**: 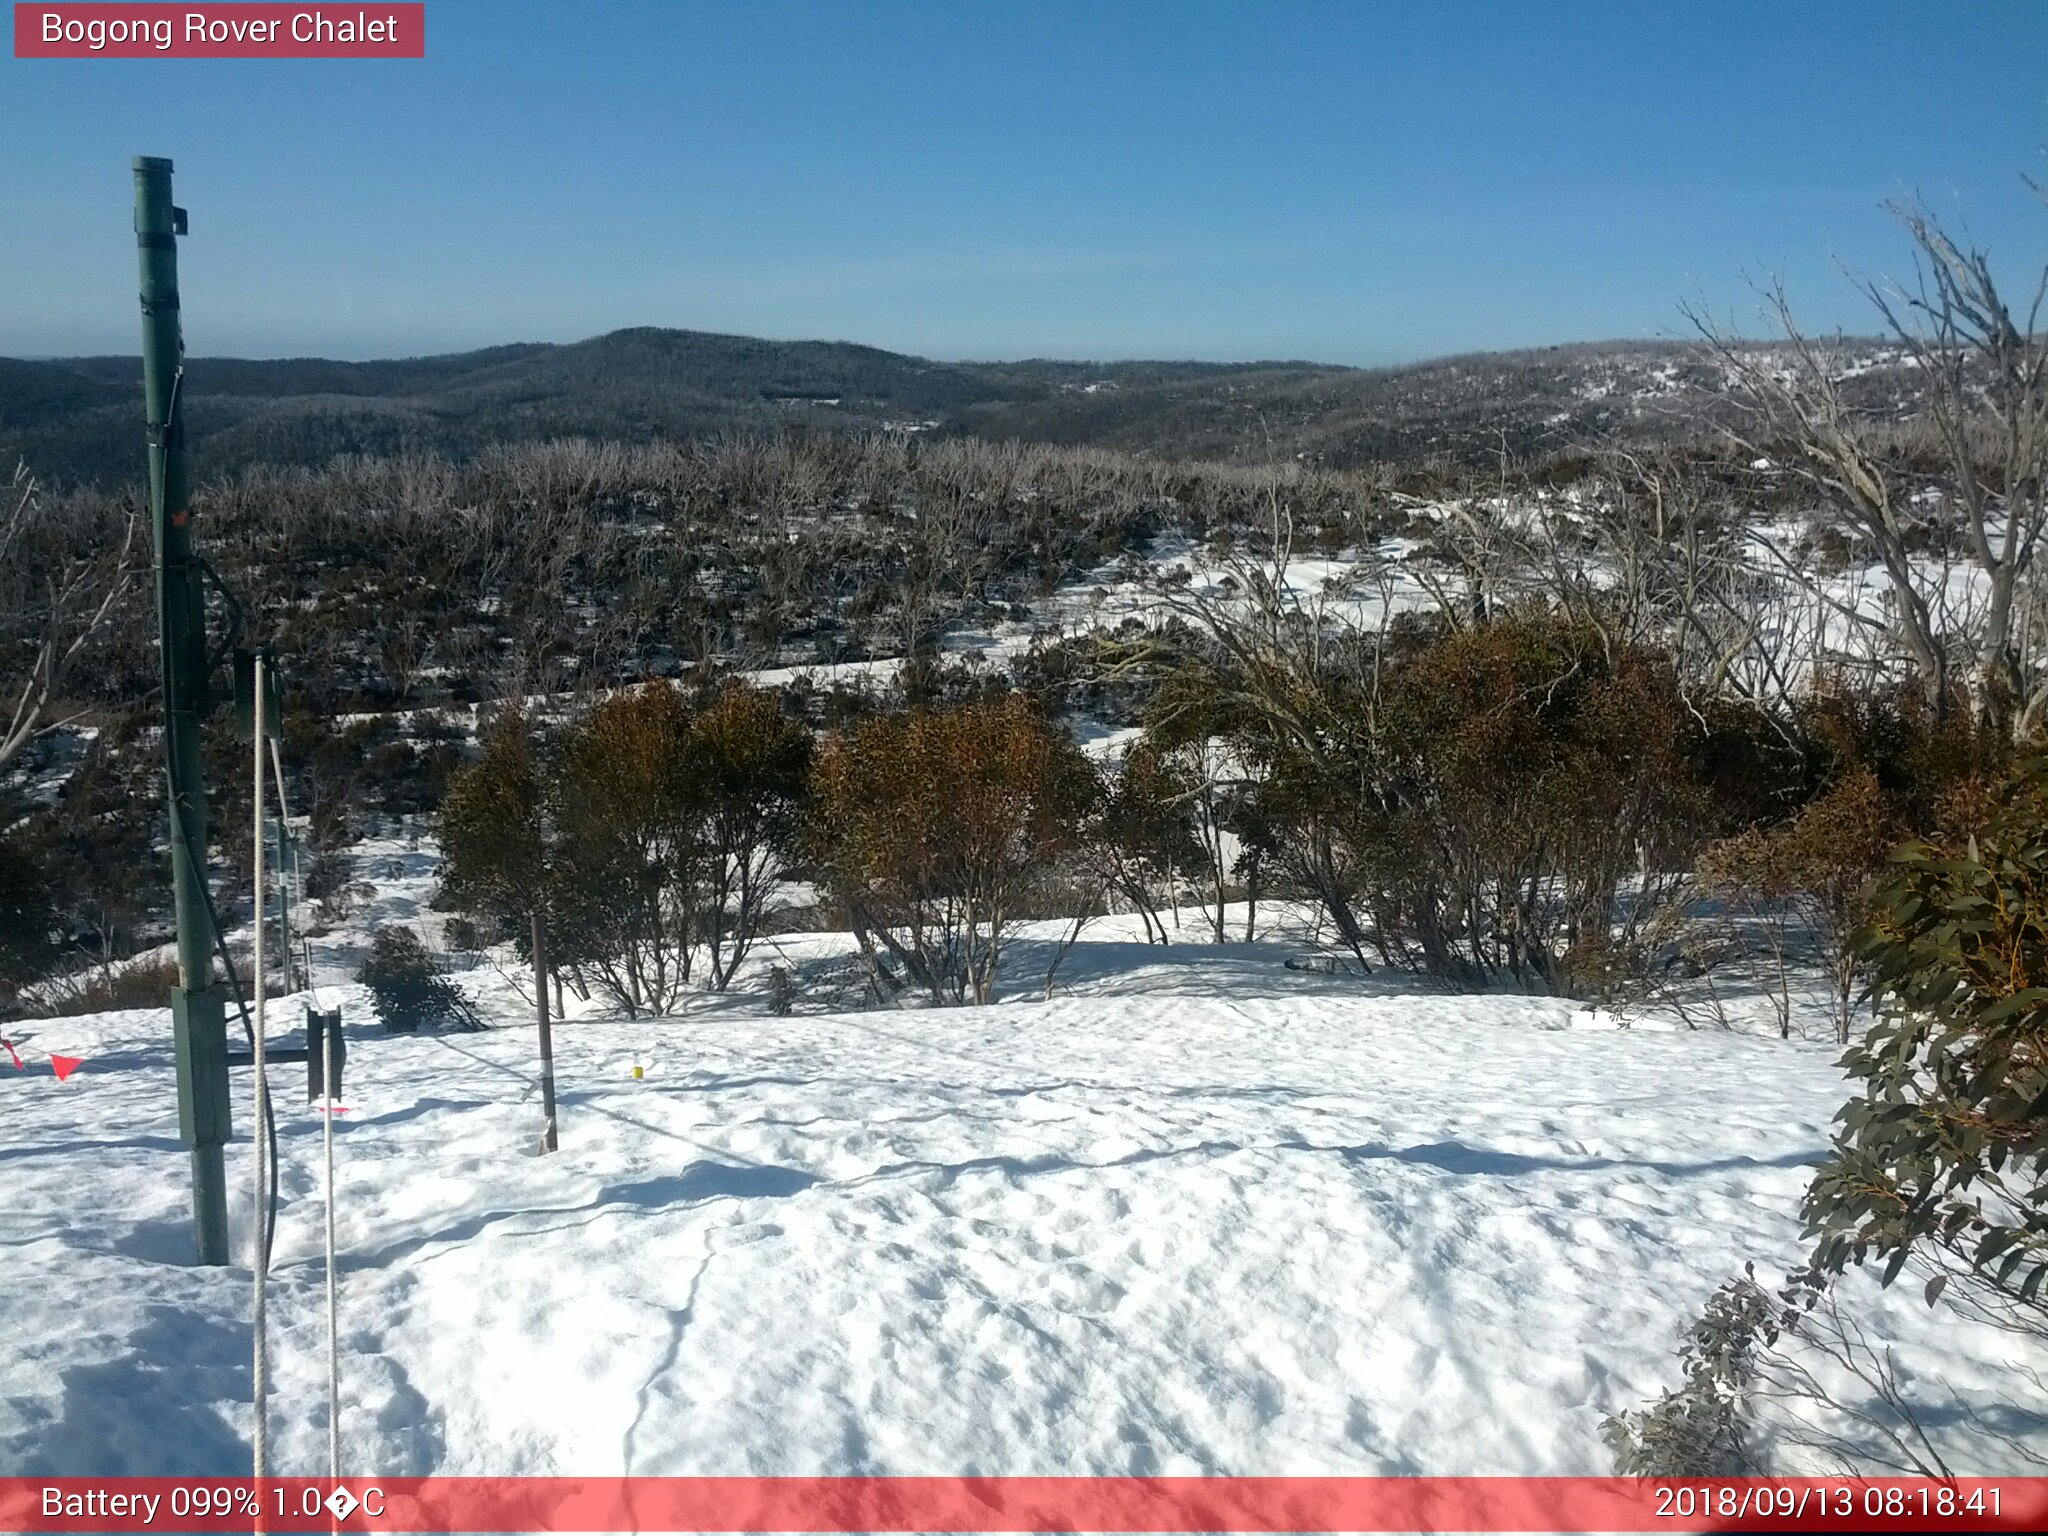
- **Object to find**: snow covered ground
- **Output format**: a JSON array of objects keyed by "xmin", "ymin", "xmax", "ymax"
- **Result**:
[{"xmin": 3, "ymin": 845, "xmax": 2043, "ymax": 1481}]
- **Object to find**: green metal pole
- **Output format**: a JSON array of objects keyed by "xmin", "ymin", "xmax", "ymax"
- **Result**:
[{"xmin": 137, "ymin": 156, "xmax": 231, "ymax": 1267}]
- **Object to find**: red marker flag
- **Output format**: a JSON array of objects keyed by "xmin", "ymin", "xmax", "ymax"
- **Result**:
[
  {"xmin": 1, "ymin": 1037, "xmax": 23, "ymax": 1070},
  {"xmin": 48, "ymin": 1053, "xmax": 83, "ymax": 1082}
]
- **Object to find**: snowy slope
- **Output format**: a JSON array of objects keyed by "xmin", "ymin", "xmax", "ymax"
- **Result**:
[{"xmin": 9, "ymin": 900, "xmax": 2041, "ymax": 1484}]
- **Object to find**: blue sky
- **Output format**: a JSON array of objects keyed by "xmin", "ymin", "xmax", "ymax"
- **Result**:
[{"xmin": 4, "ymin": 0, "xmax": 2046, "ymax": 363}]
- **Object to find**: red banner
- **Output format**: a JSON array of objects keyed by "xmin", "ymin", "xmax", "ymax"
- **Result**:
[
  {"xmin": 13, "ymin": 4, "xmax": 424, "ymax": 58},
  {"xmin": 3, "ymin": 1476, "xmax": 2045, "ymax": 1533}
]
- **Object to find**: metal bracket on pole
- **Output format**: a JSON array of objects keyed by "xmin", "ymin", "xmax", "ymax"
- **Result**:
[
  {"xmin": 232, "ymin": 645, "xmax": 281, "ymax": 743},
  {"xmin": 306, "ymin": 1008, "xmax": 345, "ymax": 1103},
  {"xmin": 171, "ymin": 983, "xmax": 231, "ymax": 1265}
]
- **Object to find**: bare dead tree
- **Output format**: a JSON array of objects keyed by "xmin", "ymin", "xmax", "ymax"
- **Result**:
[
  {"xmin": 0, "ymin": 463, "xmax": 140, "ymax": 773},
  {"xmin": 1688, "ymin": 287, "xmax": 1953, "ymax": 709},
  {"xmin": 1867, "ymin": 195, "xmax": 2048, "ymax": 735},
  {"xmin": 1101, "ymin": 488, "xmax": 1402, "ymax": 967},
  {"xmin": 1688, "ymin": 185, "xmax": 2048, "ymax": 737}
]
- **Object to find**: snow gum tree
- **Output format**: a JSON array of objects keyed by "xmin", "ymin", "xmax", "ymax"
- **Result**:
[
  {"xmin": 686, "ymin": 682, "xmax": 812, "ymax": 991},
  {"xmin": 437, "ymin": 705, "xmax": 548, "ymax": 934},
  {"xmin": 1698, "ymin": 684, "xmax": 2005, "ymax": 1041},
  {"xmin": 437, "ymin": 683, "xmax": 809, "ymax": 1016},
  {"xmin": 1805, "ymin": 748, "xmax": 2048, "ymax": 1320},
  {"xmin": 811, "ymin": 694, "xmax": 1095, "ymax": 1005}
]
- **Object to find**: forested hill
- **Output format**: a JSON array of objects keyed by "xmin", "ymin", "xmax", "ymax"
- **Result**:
[{"xmin": 1, "ymin": 326, "xmax": 1908, "ymax": 487}]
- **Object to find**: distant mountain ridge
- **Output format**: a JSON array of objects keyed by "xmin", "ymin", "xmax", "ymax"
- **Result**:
[{"xmin": 0, "ymin": 326, "xmax": 1912, "ymax": 487}]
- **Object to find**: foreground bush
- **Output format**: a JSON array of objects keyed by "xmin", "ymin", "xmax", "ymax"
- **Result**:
[
  {"xmin": 1805, "ymin": 749, "xmax": 2048, "ymax": 1315},
  {"xmin": 1614, "ymin": 750, "xmax": 2048, "ymax": 1477}
]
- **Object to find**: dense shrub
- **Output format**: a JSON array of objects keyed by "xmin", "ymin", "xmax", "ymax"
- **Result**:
[
  {"xmin": 541, "ymin": 688, "xmax": 696, "ymax": 1014},
  {"xmin": 14, "ymin": 715, "xmax": 164, "ymax": 971},
  {"xmin": 40, "ymin": 954, "xmax": 181, "ymax": 1017},
  {"xmin": 1378, "ymin": 614, "xmax": 1712, "ymax": 991},
  {"xmin": 0, "ymin": 830, "xmax": 57, "ymax": 1013},
  {"xmin": 1082, "ymin": 744, "xmax": 1209, "ymax": 945},
  {"xmin": 302, "ymin": 847, "xmax": 363, "ymax": 928},
  {"xmin": 1241, "ymin": 612, "xmax": 1714, "ymax": 993},
  {"xmin": 811, "ymin": 693, "xmax": 1095, "ymax": 1004},
  {"xmin": 686, "ymin": 682, "xmax": 813, "ymax": 987},
  {"xmin": 1700, "ymin": 770, "xmax": 1897, "ymax": 1042},
  {"xmin": 438, "ymin": 684, "xmax": 809, "ymax": 1016},
  {"xmin": 1137, "ymin": 680, "xmax": 1281, "ymax": 944},
  {"xmin": 356, "ymin": 927, "xmax": 483, "ymax": 1033},
  {"xmin": 1700, "ymin": 686, "xmax": 2007, "ymax": 1039},
  {"xmin": 436, "ymin": 707, "xmax": 547, "ymax": 940}
]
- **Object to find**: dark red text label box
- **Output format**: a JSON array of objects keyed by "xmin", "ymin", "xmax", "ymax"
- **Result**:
[{"xmin": 15, "ymin": 4, "xmax": 424, "ymax": 58}]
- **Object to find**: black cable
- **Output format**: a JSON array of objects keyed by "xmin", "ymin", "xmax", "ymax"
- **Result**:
[{"xmin": 170, "ymin": 788, "xmax": 280, "ymax": 1270}]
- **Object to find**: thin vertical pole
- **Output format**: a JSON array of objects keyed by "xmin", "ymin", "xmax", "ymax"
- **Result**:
[
  {"xmin": 323, "ymin": 1013, "xmax": 341, "ymax": 1482},
  {"xmin": 250, "ymin": 652, "xmax": 270, "ymax": 1481},
  {"xmin": 531, "ymin": 909, "xmax": 559, "ymax": 1153}
]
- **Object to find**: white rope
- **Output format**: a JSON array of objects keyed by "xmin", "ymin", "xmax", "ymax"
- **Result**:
[
  {"xmin": 269, "ymin": 727, "xmax": 341, "ymax": 1482},
  {"xmin": 251, "ymin": 653, "xmax": 271, "ymax": 1482}
]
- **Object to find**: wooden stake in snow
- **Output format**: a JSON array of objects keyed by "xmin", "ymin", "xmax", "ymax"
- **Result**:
[
  {"xmin": 531, "ymin": 909, "xmax": 559, "ymax": 1154},
  {"xmin": 250, "ymin": 652, "xmax": 271, "ymax": 1485}
]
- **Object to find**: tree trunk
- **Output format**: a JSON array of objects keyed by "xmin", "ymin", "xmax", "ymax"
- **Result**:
[{"xmin": 531, "ymin": 909, "xmax": 559, "ymax": 1154}]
